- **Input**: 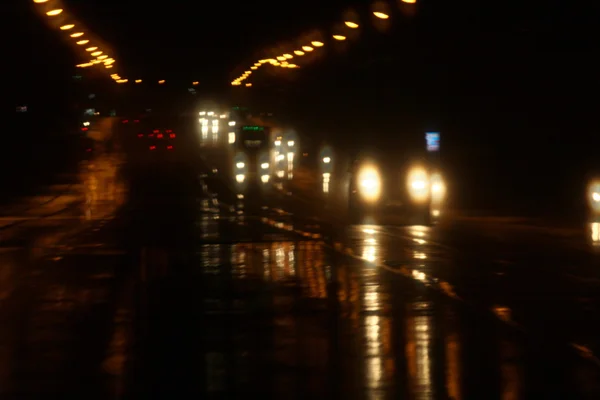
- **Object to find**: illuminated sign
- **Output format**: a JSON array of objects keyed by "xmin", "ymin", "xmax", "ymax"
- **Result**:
[
  {"xmin": 425, "ymin": 132, "xmax": 440, "ymax": 152},
  {"xmin": 242, "ymin": 126, "xmax": 264, "ymax": 131}
]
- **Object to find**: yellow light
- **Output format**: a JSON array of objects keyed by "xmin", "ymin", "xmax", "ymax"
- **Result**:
[
  {"xmin": 402, "ymin": 0, "xmax": 416, "ymax": 3},
  {"xmin": 70, "ymin": 32, "xmax": 84, "ymax": 38},
  {"xmin": 91, "ymin": 51, "xmax": 102, "ymax": 56},
  {"xmin": 333, "ymin": 35, "xmax": 346, "ymax": 40},
  {"xmin": 97, "ymin": 55, "xmax": 108, "ymax": 60},
  {"xmin": 86, "ymin": 47, "xmax": 98, "ymax": 52},
  {"xmin": 245, "ymin": 83, "xmax": 252, "ymax": 87},
  {"xmin": 251, "ymin": 66, "xmax": 257, "ymax": 70},
  {"xmin": 104, "ymin": 59, "xmax": 115, "ymax": 65},
  {"xmin": 373, "ymin": 12, "xmax": 389, "ymax": 19},
  {"xmin": 302, "ymin": 46, "xmax": 313, "ymax": 52},
  {"xmin": 158, "ymin": 80, "xmax": 165, "ymax": 84},
  {"xmin": 135, "ymin": 79, "xmax": 142, "ymax": 83},
  {"xmin": 311, "ymin": 41, "xmax": 324, "ymax": 47},
  {"xmin": 287, "ymin": 64, "xmax": 298, "ymax": 68},
  {"xmin": 245, "ymin": 70, "xmax": 251, "ymax": 74},
  {"xmin": 33, "ymin": 0, "xmax": 49, "ymax": 3},
  {"xmin": 46, "ymin": 9, "xmax": 63, "ymax": 16},
  {"xmin": 117, "ymin": 79, "xmax": 128, "ymax": 83},
  {"xmin": 76, "ymin": 63, "xmax": 92, "ymax": 68},
  {"xmin": 91, "ymin": 60, "xmax": 101, "ymax": 64},
  {"xmin": 60, "ymin": 24, "xmax": 74, "ymax": 30},
  {"xmin": 283, "ymin": 54, "xmax": 293, "ymax": 59},
  {"xmin": 277, "ymin": 56, "xmax": 285, "ymax": 61},
  {"xmin": 344, "ymin": 21, "xmax": 359, "ymax": 28},
  {"xmin": 105, "ymin": 65, "xmax": 113, "ymax": 69},
  {"xmin": 357, "ymin": 164, "xmax": 381, "ymax": 202},
  {"xmin": 192, "ymin": 81, "xmax": 199, "ymax": 85},
  {"xmin": 294, "ymin": 50, "xmax": 305, "ymax": 56},
  {"xmin": 76, "ymin": 40, "xmax": 89, "ymax": 45}
]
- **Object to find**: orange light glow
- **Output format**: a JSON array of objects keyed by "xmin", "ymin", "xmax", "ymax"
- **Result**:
[{"xmin": 46, "ymin": 9, "xmax": 63, "ymax": 16}]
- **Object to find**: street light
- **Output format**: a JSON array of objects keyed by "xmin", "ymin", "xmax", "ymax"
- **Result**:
[
  {"xmin": 294, "ymin": 50, "xmax": 305, "ymax": 56},
  {"xmin": 344, "ymin": 21, "xmax": 359, "ymax": 28},
  {"xmin": 70, "ymin": 32, "xmax": 84, "ymax": 37},
  {"xmin": 302, "ymin": 46, "xmax": 313, "ymax": 52},
  {"xmin": 333, "ymin": 35, "xmax": 346, "ymax": 40},
  {"xmin": 76, "ymin": 40, "xmax": 89, "ymax": 45},
  {"xmin": 86, "ymin": 47, "xmax": 98, "ymax": 51},
  {"xmin": 373, "ymin": 12, "xmax": 389, "ymax": 19},
  {"xmin": 60, "ymin": 24, "xmax": 74, "ymax": 30},
  {"xmin": 91, "ymin": 51, "xmax": 102, "ymax": 56},
  {"xmin": 46, "ymin": 9, "xmax": 63, "ymax": 16},
  {"xmin": 311, "ymin": 41, "xmax": 324, "ymax": 47}
]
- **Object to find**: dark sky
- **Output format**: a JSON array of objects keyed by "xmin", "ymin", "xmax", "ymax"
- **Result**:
[{"xmin": 9, "ymin": 0, "xmax": 600, "ymax": 213}]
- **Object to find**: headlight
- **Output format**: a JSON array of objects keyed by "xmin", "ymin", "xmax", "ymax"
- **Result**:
[
  {"xmin": 588, "ymin": 181, "xmax": 600, "ymax": 212},
  {"xmin": 323, "ymin": 157, "xmax": 331, "ymax": 163},
  {"xmin": 261, "ymin": 174, "xmax": 270, "ymax": 183},
  {"xmin": 430, "ymin": 172, "xmax": 446, "ymax": 202},
  {"xmin": 236, "ymin": 162, "xmax": 245, "ymax": 169},
  {"xmin": 407, "ymin": 166, "xmax": 429, "ymax": 202},
  {"xmin": 261, "ymin": 162, "xmax": 269, "ymax": 169},
  {"xmin": 357, "ymin": 164, "xmax": 381, "ymax": 202},
  {"xmin": 236, "ymin": 174, "xmax": 245, "ymax": 183}
]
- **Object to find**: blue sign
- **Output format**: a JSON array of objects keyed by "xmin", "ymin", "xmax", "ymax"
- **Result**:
[{"xmin": 425, "ymin": 132, "xmax": 440, "ymax": 152}]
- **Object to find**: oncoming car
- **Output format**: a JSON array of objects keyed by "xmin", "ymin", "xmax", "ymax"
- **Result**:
[
  {"xmin": 347, "ymin": 153, "xmax": 446, "ymax": 225},
  {"xmin": 233, "ymin": 125, "xmax": 272, "ymax": 190}
]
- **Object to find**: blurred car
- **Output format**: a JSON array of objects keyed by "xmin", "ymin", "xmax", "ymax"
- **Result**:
[{"xmin": 347, "ymin": 152, "xmax": 446, "ymax": 225}]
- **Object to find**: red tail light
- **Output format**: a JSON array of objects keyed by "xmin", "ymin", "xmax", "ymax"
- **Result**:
[
  {"xmin": 137, "ymin": 133, "xmax": 143, "ymax": 138},
  {"xmin": 153, "ymin": 129, "xmax": 160, "ymax": 133},
  {"xmin": 149, "ymin": 145, "xmax": 156, "ymax": 150},
  {"xmin": 122, "ymin": 120, "xmax": 129, "ymax": 123},
  {"xmin": 157, "ymin": 133, "xmax": 164, "ymax": 138},
  {"xmin": 166, "ymin": 129, "xmax": 172, "ymax": 133},
  {"xmin": 134, "ymin": 119, "xmax": 140, "ymax": 123},
  {"xmin": 167, "ymin": 145, "xmax": 173, "ymax": 150},
  {"xmin": 148, "ymin": 134, "xmax": 154, "ymax": 137},
  {"xmin": 86, "ymin": 148, "xmax": 92, "ymax": 152},
  {"xmin": 169, "ymin": 133, "xmax": 176, "ymax": 138},
  {"xmin": 81, "ymin": 127, "xmax": 88, "ymax": 131}
]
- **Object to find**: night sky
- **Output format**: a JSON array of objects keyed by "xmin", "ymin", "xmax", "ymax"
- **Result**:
[{"xmin": 9, "ymin": 0, "xmax": 600, "ymax": 214}]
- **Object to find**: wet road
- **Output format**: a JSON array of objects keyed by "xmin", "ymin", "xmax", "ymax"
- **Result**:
[{"xmin": 1, "ymin": 121, "xmax": 600, "ymax": 398}]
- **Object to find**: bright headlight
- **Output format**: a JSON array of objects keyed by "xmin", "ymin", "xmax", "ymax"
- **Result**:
[
  {"xmin": 261, "ymin": 162, "xmax": 269, "ymax": 169},
  {"xmin": 430, "ymin": 172, "xmax": 446, "ymax": 202},
  {"xmin": 357, "ymin": 164, "xmax": 381, "ymax": 202},
  {"xmin": 407, "ymin": 166, "xmax": 429, "ymax": 202},
  {"xmin": 235, "ymin": 174, "xmax": 245, "ymax": 183},
  {"xmin": 261, "ymin": 174, "xmax": 270, "ymax": 183},
  {"xmin": 236, "ymin": 162, "xmax": 245, "ymax": 169}
]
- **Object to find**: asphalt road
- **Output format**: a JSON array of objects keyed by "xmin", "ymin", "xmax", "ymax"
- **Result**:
[{"xmin": 0, "ymin": 119, "xmax": 599, "ymax": 398}]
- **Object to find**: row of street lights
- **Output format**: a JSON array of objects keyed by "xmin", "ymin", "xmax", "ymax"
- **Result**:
[
  {"xmin": 231, "ymin": 0, "xmax": 417, "ymax": 87},
  {"xmin": 32, "ymin": 0, "xmax": 199, "ymax": 87}
]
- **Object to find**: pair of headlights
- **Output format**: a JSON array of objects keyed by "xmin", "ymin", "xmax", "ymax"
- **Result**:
[
  {"xmin": 357, "ymin": 164, "xmax": 445, "ymax": 203},
  {"xmin": 235, "ymin": 161, "xmax": 270, "ymax": 184},
  {"xmin": 235, "ymin": 162, "xmax": 269, "ymax": 170}
]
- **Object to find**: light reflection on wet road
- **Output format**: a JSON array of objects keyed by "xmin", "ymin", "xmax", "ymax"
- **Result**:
[{"xmin": 1, "ymin": 127, "xmax": 600, "ymax": 398}]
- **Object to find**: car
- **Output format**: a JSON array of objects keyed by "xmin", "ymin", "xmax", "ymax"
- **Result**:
[{"xmin": 347, "ymin": 151, "xmax": 445, "ymax": 225}]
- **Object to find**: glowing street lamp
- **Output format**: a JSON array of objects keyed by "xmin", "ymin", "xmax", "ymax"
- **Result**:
[
  {"xmin": 344, "ymin": 21, "xmax": 359, "ymax": 28},
  {"xmin": 46, "ymin": 9, "xmax": 63, "ymax": 16}
]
